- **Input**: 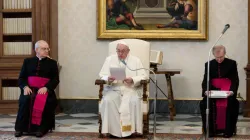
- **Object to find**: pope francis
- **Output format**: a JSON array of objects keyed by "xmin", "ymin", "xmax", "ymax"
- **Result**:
[{"xmin": 99, "ymin": 41, "xmax": 148, "ymax": 137}]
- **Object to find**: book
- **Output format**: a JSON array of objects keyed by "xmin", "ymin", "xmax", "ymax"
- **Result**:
[{"xmin": 209, "ymin": 90, "xmax": 233, "ymax": 98}]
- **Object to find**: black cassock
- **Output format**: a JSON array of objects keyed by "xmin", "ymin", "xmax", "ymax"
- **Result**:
[
  {"xmin": 200, "ymin": 58, "xmax": 239, "ymax": 137},
  {"xmin": 15, "ymin": 56, "xmax": 59, "ymax": 134}
]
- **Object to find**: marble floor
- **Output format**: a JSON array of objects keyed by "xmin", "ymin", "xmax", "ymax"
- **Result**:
[{"xmin": 0, "ymin": 113, "xmax": 250, "ymax": 135}]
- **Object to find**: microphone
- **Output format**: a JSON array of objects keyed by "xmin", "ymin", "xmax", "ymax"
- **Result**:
[
  {"xmin": 120, "ymin": 59, "xmax": 127, "ymax": 66},
  {"xmin": 120, "ymin": 59, "xmax": 155, "ymax": 77},
  {"xmin": 222, "ymin": 24, "xmax": 230, "ymax": 34},
  {"xmin": 205, "ymin": 24, "xmax": 230, "ymax": 139}
]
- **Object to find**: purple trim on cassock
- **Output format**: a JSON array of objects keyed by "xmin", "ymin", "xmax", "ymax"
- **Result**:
[
  {"xmin": 211, "ymin": 78, "xmax": 231, "ymax": 130},
  {"xmin": 28, "ymin": 76, "xmax": 49, "ymax": 125}
]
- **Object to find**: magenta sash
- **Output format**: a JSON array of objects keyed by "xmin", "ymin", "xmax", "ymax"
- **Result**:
[
  {"xmin": 28, "ymin": 76, "xmax": 49, "ymax": 125},
  {"xmin": 211, "ymin": 78, "xmax": 231, "ymax": 130}
]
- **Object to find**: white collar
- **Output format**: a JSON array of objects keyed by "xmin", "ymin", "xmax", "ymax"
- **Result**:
[{"xmin": 36, "ymin": 55, "xmax": 46, "ymax": 60}]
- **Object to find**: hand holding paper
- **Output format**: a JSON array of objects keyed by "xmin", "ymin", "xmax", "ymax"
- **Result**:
[
  {"xmin": 204, "ymin": 91, "xmax": 211, "ymax": 96},
  {"xmin": 108, "ymin": 76, "xmax": 116, "ymax": 82},
  {"xmin": 123, "ymin": 77, "xmax": 133, "ymax": 85},
  {"xmin": 209, "ymin": 90, "xmax": 233, "ymax": 98},
  {"xmin": 226, "ymin": 91, "xmax": 234, "ymax": 96}
]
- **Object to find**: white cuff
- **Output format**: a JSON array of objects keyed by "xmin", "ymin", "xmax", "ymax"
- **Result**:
[
  {"xmin": 101, "ymin": 76, "xmax": 109, "ymax": 81},
  {"xmin": 23, "ymin": 86, "xmax": 28, "ymax": 90}
]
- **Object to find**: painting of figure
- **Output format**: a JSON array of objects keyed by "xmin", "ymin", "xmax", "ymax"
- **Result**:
[
  {"xmin": 157, "ymin": 0, "xmax": 197, "ymax": 30},
  {"xmin": 107, "ymin": 0, "xmax": 144, "ymax": 30},
  {"xmin": 106, "ymin": 0, "xmax": 197, "ymax": 30},
  {"xmin": 98, "ymin": 0, "xmax": 207, "ymax": 39}
]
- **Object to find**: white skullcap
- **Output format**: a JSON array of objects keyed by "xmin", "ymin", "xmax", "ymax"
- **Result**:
[{"xmin": 117, "ymin": 40, "xmax": 129, "ymax": 48}]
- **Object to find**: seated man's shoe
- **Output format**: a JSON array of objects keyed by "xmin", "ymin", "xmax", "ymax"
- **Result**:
[
  {"xmin": 223, "ymin": 133, "xmax": 233, "ymax": 138},
  {"xmin": 14, "ymin": 131, "xmax": 23, "ymax": 137},
  {"xmin": 99, "ymin": 133, "xmax": 107, "ymax": 138},
  {"xmin": 36, "ymin": 131, "xmax": 44, "ymax": 138},
  {"xmin": 204, "ymin": 132, "xmax": 214, "ymax": 138},
  {"xmin": 130, "ymin": 133, "xmax": 137, "ymax": 138}
]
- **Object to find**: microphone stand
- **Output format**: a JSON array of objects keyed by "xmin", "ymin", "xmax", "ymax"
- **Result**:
[
  {"xmin": 205, "ymin": 33, "xmax": 225, "ymax": 139},
  {"xmin": 121, "ymin": 61, "xmax": 158, "ymax": 139},
  {"xmin": 150, "ymin": 77, "xmax": 168, "ymax": 98}
]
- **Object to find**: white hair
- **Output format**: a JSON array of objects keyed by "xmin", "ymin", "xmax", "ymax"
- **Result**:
[
  {"xmin": 35, "ymin": 41, "xmax": 40, "ymax": 50},
  {"xmin": 213, "ymin": 45, "xmax": 226, "ymax": 54},
  {"xmin": 34, "ymin": 40, "xmax": 48, "ymax": 50}
]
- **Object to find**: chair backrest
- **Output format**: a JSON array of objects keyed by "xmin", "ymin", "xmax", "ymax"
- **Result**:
[{"xmin": 109, "ymin": 39, "xmax": 150, "ymax": 72}]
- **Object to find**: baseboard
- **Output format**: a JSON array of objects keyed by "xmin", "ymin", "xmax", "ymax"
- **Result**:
[{"xmin": 59, "ymin": 99, "xmax": 245, "ymax": 114}]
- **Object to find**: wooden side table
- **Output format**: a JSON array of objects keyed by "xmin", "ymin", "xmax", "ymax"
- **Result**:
[{"xmin": 150, "ymin": 69, "xmax": 181, "ymax": 121}]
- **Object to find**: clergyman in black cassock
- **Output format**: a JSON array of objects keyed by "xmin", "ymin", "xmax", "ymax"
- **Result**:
[
  {"xmin": 15, "ymin": 40, "xmax": 59, "ymax": 137},
  {"xmin": 200, "ymin": 45, "xmax": 239, "ymax": 138}
]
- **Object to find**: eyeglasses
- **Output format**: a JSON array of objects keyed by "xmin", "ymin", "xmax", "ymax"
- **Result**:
[
  {"xmin": 213, "ymin": 47, "xmax": 223, "ymax": 50},
  {"xmin": 116, "ymin": 49, "xmax": 128, "ymax": 54},
  {"xmin": 40, "ymin": 47, "xmax": 50, "ymax": 51}
]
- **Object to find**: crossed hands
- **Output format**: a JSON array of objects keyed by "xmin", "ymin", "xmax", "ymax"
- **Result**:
[
  {"xmin": 23, "ymin": 87, "xmax": 48, "ymax": 95},
  {"xmin": 108, "ymin": 76, "xmax": 134, "ymax": 85}
]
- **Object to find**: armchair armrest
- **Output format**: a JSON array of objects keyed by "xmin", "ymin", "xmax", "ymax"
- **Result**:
[
  {"xmin": 140, "ymin": 79, "xmax": 149, "ymax": 85},
  {"xmin": 95, "ymin": 79, "xmax": 106, "ymax": 101},
  {"xmin": 95, "ymin": 79, "xmax": 149, "ymax": 101},
  {"xmin": 95, "ymin": 79, "xmax": 106, "ymax": 85},
  {"xmin": 140, "ymin": 79, "xmax": 149, "ymax": 101}
]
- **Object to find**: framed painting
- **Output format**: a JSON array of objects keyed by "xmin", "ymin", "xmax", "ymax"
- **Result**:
[{"xmin": 97, "ymin": 0, "xmax": 208, "ymax": 40}]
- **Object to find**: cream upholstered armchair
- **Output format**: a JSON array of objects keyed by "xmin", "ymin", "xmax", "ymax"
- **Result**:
[{"xmin": 95, "ymin": 39, "xmax": 150, "ymax": 137}]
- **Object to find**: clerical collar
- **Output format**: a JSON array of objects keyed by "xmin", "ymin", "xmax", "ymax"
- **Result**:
[
  {"xmin": 215, "ymin": 57, "xmax": 226, "ymax": 64},
  {"xmin": 36, "ymin": 55, "xmax": 46, "ymax": 61}
]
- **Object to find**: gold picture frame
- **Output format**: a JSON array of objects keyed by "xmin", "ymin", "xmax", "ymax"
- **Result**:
[{"xmin": 97, "ymin": 0, "xmax": 208, "ymax": 40}]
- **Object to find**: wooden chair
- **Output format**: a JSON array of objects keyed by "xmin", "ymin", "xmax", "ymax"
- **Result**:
[{"xmin": 95, "ymin": 39, "xmax": 150, "ymax": 137}]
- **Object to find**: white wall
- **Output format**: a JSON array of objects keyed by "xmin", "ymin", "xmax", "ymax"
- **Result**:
[{"xmin": 58, "ymin": 0, "xmax": 248, "ymax": 100}]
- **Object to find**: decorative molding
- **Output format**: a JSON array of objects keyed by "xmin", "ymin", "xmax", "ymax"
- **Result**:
[
  {"xmin": 244, "ymin": 1, "xmax": 250, "ymax": 117},
  {"xmin": 58, "ymin": 99, "xmax": 245, "ymax": 114},
  {"xmin": 58, "ymin": 97, "xmax": 203, "ymax": 100}
]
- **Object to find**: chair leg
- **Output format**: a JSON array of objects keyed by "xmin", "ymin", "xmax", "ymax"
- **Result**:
[
  {"xmin": 143, "ymin": 113, "xmax": 149, "ymax": 137},
  {"xmin": 98, "ymin": 114, "xmax": 103, "ymax": 138},
  {"xmin": 165, "ymin": 74, "xmax": 175, "ymax": 121},
  {"xmin": 99, "ymin": 133, "xmax": 104, "ymax": 138}
]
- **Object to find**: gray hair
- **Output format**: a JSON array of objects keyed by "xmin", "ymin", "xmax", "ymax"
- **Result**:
[
  {"xmin": 213, "ymin": 45, "xmax": 226, "ymax": 54},
  {"xmin": 35, "ymin": 40, "xmax": 48, "ymax": 50}
]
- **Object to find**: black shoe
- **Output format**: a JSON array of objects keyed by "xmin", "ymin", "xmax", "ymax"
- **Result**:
[
  {"xmin": 130, "ymin": 133, "xmax": 137, "ymax": 138},
  {"xmin": 223, "ymin": 134, "xmax": 233, "ymax": 138},
  {"xmin": 204, "ymin": 133, "xmax": 214, "ymax": 137},
  {"xmin": 14, "ymin": 131, "xmax": 23, "ymax": 137},
  {"xmin": 36, "ymin": 132, "xmax": 44, "ymax": 138}
]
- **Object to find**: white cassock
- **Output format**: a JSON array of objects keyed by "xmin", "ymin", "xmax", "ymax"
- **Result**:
[{"xmin": 99, "ymin": 54, "xmax": 147, "ymax": 137}]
